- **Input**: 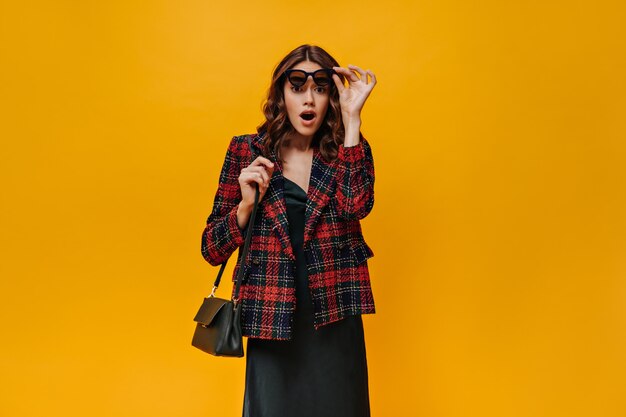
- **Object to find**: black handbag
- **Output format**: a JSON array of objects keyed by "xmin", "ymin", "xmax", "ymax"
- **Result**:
[{"xmin": 192, "ymin": 135, "xmax": 259, "ymax": 357}]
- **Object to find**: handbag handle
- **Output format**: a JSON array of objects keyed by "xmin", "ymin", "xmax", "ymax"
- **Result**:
[{"xmin": 209, "ymin": 134, "xmax": 261, "ymax": 304}]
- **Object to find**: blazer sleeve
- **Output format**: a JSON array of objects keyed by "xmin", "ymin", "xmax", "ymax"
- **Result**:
[
  {"xmin": 200, "ymin": 135, "xmax": 250, "ymax": 266},
  {"xmin": 334, "ymin": 132, "xmax": 375, "ymax": 220}
]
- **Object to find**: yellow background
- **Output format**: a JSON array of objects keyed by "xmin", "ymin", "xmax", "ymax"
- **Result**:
[{"xmin": 1, "ymin": 1, "xmax": 625, "ymax": 416}]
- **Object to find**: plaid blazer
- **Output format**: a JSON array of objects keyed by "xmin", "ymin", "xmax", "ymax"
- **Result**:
[{"xmin": 200, "ymin": 131, "xmax": 376, "ymax": 340}]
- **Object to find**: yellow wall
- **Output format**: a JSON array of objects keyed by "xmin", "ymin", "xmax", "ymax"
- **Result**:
[{"xmin": 1, "ymin": 1, "xmax": 625, "ymax": 416}]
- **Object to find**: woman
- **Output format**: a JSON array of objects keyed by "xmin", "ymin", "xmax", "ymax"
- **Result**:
[{"xmin": 201, "ymin": 44, "xmax": 377, "ymax": 417}]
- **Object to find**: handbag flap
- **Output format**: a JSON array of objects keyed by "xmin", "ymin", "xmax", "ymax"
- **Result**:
[{"xmin": 193, "ymin": 297, "xmax": 230, "ymax": 326}]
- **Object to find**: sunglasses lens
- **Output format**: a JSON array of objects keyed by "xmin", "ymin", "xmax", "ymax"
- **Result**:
[
  {"xmin": 288, "ymin": 70, "xmax": 307, "ymax": 86},
  {"xmin": 313, "ymin": 70, "xmax": 332, "ymax": 86}
]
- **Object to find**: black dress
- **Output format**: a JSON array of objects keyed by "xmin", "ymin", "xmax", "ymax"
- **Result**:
[{"xmin": 242, "ymin": 177, "xmax": 371, "ymax": 417}]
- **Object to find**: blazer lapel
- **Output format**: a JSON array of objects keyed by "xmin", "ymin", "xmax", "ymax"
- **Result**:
[
  {"xmin": 250, "ymin": 133, "xmax": 338, "ymax": 260},
  {"xmin": 303, "ymin": 146, "xmax": 337, "ymax": 246}
]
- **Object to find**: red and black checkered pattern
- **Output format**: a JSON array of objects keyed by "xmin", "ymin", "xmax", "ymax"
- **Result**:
[{"xmin": 201, "ymin": 132, "xmax": 376, "ymax": 340}]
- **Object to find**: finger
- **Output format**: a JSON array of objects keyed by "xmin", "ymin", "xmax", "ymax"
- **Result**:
[
  {"xmin": 242, "ymin": 172, "xmax": 268, "ymax": 188},
  {"xmin": 256, "ymin": 167, "xmax": 271, "ymax": 184},
  {"xmin": 348, "ymin": 65, "xmax": 368, "ymax": 83},
  {"xmin": 345, "ymin": 64, "xmax": 360, "ymax": 82},
  {"xmin": 367, "ymin": 69, "xmax": 376, "ymax": 85},
  {"xmin": 332, "ymin": 73, "xmax": 345, "ymax": 94},
  {"xmin": 250, "ymin": 156, "xmax": 275, "ymax": 170},
  {"xmin": 245, "ymin": 166, "xmax": 270, "ymax": 185},
  {"xmin": 252, "ymin": 156, "xmax": 274, "ymax": 171},
  {"xmin": 334, "ymin": 65, "xmax": 358, "ymax": 83}
]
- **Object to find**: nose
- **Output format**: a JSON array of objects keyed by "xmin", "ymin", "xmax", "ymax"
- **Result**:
[{"xmin": 303, "ymin": 80, "xmax": 315, "ymax": 103}]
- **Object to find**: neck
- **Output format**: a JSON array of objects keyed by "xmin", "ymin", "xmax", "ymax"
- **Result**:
[{"xmin": 284, "ymin": 133, "xmax": 315, "ymax": 152}]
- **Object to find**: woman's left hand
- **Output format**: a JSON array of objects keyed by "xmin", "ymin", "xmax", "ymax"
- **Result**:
[{"xmin": 332, "ymin": 64, "xmax": 377, "ymax": 123}]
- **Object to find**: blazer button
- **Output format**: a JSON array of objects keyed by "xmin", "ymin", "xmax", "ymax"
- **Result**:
[
  {"xmin": 252, "ymin": 257, "xmax": 260, "ymax": 265},
  {"xmin": 338, "ymin": 242, "xmax": 348, "ymax": 250}
]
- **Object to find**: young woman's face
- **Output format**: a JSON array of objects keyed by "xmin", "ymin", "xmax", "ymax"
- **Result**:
[{"xmin": 283, "ymin": 61, "xmax": 331, "ymax": 142}]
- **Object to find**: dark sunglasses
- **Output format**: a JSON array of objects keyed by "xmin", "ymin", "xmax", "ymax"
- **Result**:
[{"xmin": 283, "ymin": 68, "xmax": 337, "ymax": 87}]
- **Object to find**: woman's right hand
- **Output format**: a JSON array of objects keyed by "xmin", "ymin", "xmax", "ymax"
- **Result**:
[{"xmin": 236, "ymin": 156, "xmax": 275, "ymax": 229}]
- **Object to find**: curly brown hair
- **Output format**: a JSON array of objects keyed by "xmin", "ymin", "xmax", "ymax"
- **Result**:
[{"xmin": 256, "ymin": 44, "xmax": 347, "ymax": 163}]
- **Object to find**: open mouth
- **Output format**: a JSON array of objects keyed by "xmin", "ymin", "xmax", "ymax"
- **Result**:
[{"xmin": 300, "ymin": 111, "xmax": 316, "ymax": 121}]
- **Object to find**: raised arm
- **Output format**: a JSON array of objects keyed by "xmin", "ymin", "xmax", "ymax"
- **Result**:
[{"xmin": 334, "ymin": 132, "xmax": 375, "ymax": 220}]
